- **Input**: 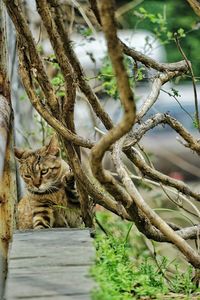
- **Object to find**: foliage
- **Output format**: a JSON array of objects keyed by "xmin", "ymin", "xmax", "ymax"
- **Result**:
[
  {"xmin": 99, "ymin": 57, "xmax": 119, "ymax": 99},
  {"xmin": 92, "ymin": 212, "xmax": 200, "ymax": 300},
  {"xmin": 124, "ymin": 0, "xmax": 200, "ymax": 78},
  {"xmin": 99, "ymin": 56, "xmax": 145, "ymax": 100},
  {"xmin": 92, "ymin": 236, "xmax": 167, "ymax": 299}
]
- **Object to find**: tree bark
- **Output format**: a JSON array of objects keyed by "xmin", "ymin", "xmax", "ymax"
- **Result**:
[
  {"xmin": 0, "ymin": 1, "xmax": 17, "ymax": 296},
  {"xmin": 187, "ymin": 0, "xmax": 200, "ymax": 16}
]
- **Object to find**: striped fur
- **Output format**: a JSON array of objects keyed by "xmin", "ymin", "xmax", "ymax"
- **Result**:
[{"xmin": 15, "ymin": 135, "xmax": 83, "ymax": 230}]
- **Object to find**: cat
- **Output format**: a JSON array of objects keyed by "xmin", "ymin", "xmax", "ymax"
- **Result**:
[{"xmin": 14, "ymin": 135, "xmax": 83, "ymax": 230}]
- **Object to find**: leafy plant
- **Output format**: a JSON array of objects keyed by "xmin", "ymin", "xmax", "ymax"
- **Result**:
[
  {"xmin": 92, "ymin": 234, "xmax": 167, "ymax": 299},
  {"xmin": 125, "ymin": 0, "xmax": 200, "ymax": 78},
  {"xmin": 172, "ymin": 265, "xmax": 196, "ymax": 295},
  {"xmin": 99, "ymin": 56, "xmax": 145, "ymax": 100},
  {"xmin": 92, "ymin": 212, "xmax": 200, "ymax": 300}
]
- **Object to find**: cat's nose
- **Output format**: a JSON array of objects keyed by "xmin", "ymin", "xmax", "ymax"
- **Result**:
[
  {"xmin": 35, "ymin": 183, "xmax": 40, "ymax": 188},
  {"xmin": 33, "ymin": 181, "xmax": 41, "ymax": 188}
]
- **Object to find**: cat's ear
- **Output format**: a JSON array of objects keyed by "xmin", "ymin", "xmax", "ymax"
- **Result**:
[
  {"xmin": 14, "ymin": 147, "xmax": 26, "ymax": 161},
  {"xmin": 46, "ymin": 135, "xmax": 60, "ymax": 157},
  {"xmin": 14, "ymin": 148, "xmax": 32, "ymax": 161}
]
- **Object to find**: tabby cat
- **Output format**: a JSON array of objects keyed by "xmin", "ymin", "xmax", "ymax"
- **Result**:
[{"xmin": 15, "ymin": 135, "xmax": 83, "ymax": 230}]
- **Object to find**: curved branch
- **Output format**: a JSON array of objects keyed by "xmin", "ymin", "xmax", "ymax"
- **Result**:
[
  {"xmin": 175, "ymin": 34, "xmax": 200, "ymax": 132},
  {"xmin": 115, "ymin": 141, "xmax": 200, "ymax": 242},
  {"xmin": 187, "ymin": 0, "xmax": 200, "ymax": 17},
  {"xmin": 62, "ymin": 143, "xmax": 130, "ymax": 221},
  {"xmin": 36, "ymin": 0, "xmax": 76, "ymax": 128},
  {"xmin": 17, "ymin": 43, "xmax": 94, "ymax": 149},
  {"xmin": 36, "ymin": 1, "xmax": 95, "ymax": 227},
  {"xmin": 3, "ymin": 0, "xmax": 60, "ymax": 117},
  {"xmin": 90, "ymin": 0, "xmax": 136, "ymax": 206},
  {"xmin": 129, "ymin": 173, "xmax": 200, "ymax": 219},
  {"xmin": 135, "ymin": 72, "xmax": 186, "ymax": 123},
  {"xmin": 48, "ymin": 0, "xmax": 114, "ymax": 131},
  {"xmin": 125, "ymin": 147, "xmax": 200, "ymax": 202},
  {"xmin": 122, "ymin": 41, "xmax": 189, "ymax": 73},
  {"xmin": 89, "ymin": 0, "xmax": 189, "ymax": 73},
  {"xmin": 113, "ymin": 137, "xmax": 200, "ymax": 268},
  {"xmin": 125, "ymin": 113, "xmax": 200, "ymax": 155}
]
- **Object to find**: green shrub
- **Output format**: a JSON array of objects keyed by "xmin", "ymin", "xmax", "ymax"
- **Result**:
[{"xmin": 91, "ymin": 212, "xmax": 200, "ymax": 300}]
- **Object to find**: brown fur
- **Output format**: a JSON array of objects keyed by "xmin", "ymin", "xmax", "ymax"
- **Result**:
[{"xmin": 15, "ymin": 135, "xmax": 83, "ymax": 230}]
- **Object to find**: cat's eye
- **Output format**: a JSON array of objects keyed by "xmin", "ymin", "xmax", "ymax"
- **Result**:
[
  {"xmin": 41, "ymin": 169, "xmax": 49, "ymax": 175},
  {"xmin": 24, "ymin": 174, "xmax": 31, "ymax": 179}
]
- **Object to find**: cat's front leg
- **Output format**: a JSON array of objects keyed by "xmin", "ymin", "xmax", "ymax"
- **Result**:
[{"xmin": 32, "ymin": 206, "xmax": 55, "ymax": 229}]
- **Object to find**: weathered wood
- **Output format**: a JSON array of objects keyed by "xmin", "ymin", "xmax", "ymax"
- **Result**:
[
  {"xmin": 5, "ymin": 229, "xmax": 95, "ymax": 299},
  {"xmin": 0, "ymin": 0, "xmax": 17, "ymax": 297}
]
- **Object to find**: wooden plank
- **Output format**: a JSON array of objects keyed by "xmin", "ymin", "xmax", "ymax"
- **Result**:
[
  {"xmin": 11, "ymin": 296, "xmax": 92, "ymax": 300},
  {"xmin": 5, "ymin": 229, "xmax": 95, "ymax": 299}
]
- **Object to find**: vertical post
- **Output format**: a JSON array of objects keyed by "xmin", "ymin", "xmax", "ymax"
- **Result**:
[{"xmin": 0, "ymin": 0, "xmax": 17, "ymax": 296}]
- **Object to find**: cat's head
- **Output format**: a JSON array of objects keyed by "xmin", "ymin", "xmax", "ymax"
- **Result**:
[{"xmin": 14, "ymin": 135, "xmax": 67, "ymax": 193}]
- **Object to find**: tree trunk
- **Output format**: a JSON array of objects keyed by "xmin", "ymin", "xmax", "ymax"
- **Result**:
[{"xmin": 0, "ymin": 1, "xmax": 17, "ymax": 296}]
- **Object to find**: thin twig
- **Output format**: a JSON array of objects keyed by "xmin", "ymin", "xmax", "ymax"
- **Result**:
[
  {"xmin": 123, "ymin": 154, "xmax": 200, "ymax": 219},
  {"xmin": 174, "ymin": 34, "xmax": 200, "ymax": 132},
  {"xmin": 95, "ymin": 215, "xmax": 110, "ymax": 236},
  {"xmin": 161, "ymin": 88, "xmax": 194, "ymax": 122},
  {"xmin": 114, "ymin": 138, "xmax": 200, "ymax": 268}
]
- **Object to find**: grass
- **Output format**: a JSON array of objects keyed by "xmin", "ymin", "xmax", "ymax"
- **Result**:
[{"xmin": 91, "ymin": 211, "xmax": 200, "ymax": 300}]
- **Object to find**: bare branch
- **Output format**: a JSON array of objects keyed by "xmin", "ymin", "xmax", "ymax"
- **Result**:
[
  {"xmin": 174, "ymin": 34, "xmax": 200, "ymax": 132},
  {"xmin": 17, "ymin": 42, "xmax": 94, "ymax": 149},
  {"xmin": 125, "ymin": 113, "xmax": 200, "ymax": 155},
  {"xmin": 62, "ymin": 142, "xmax": 130, "ymax": 221},
  {"xmin": 90, "ymin": 0, "xmax": 136, "ymax": 206},
  {"xmin": 3, "ymin": 0, "xmax": 60, "ymax": 116},
  {"xmin": 48, "ymin": 0, "xmax": 114, "ymax": 131},
  {"xmin": 113, "ymin": 137, "xmax": 200, "ymax": 268},
  {"xmin": 36, "ymin": 0, "xmax": 76, "ymax": 129},
  {"xmin": 122, "ymin": 41, "xmax": 189, "ymax": 73},
  {"xmin": 187, "ymin": 0, "xmax": 200, "ymax": 17},
  {"xmin": 135, "ymin": 72, "xmax": 181, "ymax": 123},
  {"xmin": 89, "ymin": 0, "xmax": 189, "ymax": 73},
  {"xmin": 88, "ymin": 0, "xmax": 101, "ymax": 25},
  {"xmin": 129, "ymin": 173, "xmax": 200, "ymax": 219},
  {"xmin": 125, "ymin": 147, "xmax": 200, "ymax": 202}
]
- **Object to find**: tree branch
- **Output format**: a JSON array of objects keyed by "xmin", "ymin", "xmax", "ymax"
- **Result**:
[
  {"xmin": 122, "ymin": 41, "xmax": 189, "ymax": 73},
  {"xmin": 90, "ymin": 0, "xmax": 136, "ymax": 206},
  {"xmin": 135, "ymin": 72, "xmax": 183, "ymax": 123},
  {"xmin": 17, "ymin": 41, "xmax": 94, "ymax": 149},
  {"xmin": 125, "ymin": 147, "xmax": 200, "ymax": 202},
  {"xmin": 3, "ymin": 0, "xmax": 60, "ymax": 117},
  {"xmin": 36, "ymin": 0, "xmax": 76, "ymax": 128},
  {"xmin": 125, "ymin": 113, "xmax": 200, "ymax": 155},
  {"xmin": 187, "ymin": 0, "xmax": 200, "ymax": 17},
  {"xmin": 48, "ymin": 0, "xmax": 114, "ymax": 131},
  {"xmin": 89, "ymin": 0, "xmax": 189, "ymax": 73},
  {"xmin": 113, "ymin": 137, "xmax": 200, "ymax": 268}
]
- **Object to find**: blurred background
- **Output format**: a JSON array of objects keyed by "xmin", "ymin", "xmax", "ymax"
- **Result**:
[
  {"xmin": 8, "ymin": 0, "xmax": 200, "ymax": 281},
  {"xmin": 9, "ymin": 0, "xmax": 200, "ymax": 182}
]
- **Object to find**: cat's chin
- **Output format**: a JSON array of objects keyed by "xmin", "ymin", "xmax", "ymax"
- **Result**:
[
  {"xmin": 28, "ymin": 187, "xmax": 46, "ymax": 193},
  {"xmin": 36, "ymin": 189, "xmax": 47, "ymax": 193},
  {"xmin": 28, "ymin": 185, "xmax": 59, "ymax": 194}
]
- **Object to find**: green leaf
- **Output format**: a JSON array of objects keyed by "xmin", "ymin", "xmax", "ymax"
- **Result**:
[{"xmin": 177, "ymin": 28, "xmax": 186, "ymax": 38}]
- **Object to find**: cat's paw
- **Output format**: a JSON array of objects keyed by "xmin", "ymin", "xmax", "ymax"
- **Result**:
[{"xmin": 33, "ymin": 225, "xmax": 50, "ymax": 230}]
